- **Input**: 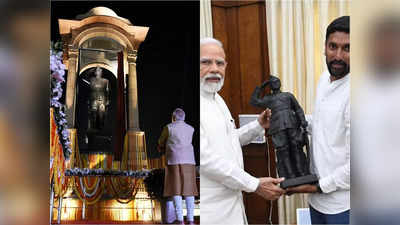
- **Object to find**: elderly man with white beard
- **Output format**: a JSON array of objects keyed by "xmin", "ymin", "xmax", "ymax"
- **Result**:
[{"xmin": 200, "ymin": 37, "xmax": 285, "ymax": 225}]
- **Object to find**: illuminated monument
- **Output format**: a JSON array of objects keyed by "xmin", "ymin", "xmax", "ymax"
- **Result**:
[{"xmin": 50, "ymin": 6, "xmax": 162, "ymax": 223}]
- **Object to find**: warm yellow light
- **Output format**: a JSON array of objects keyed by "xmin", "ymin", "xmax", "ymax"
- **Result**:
[
  {"xmin": 134, "ymin": 191, "xmax": 153, "ymax": 221},
  {"xmin": 61, "ymin": 198, "xmax": 79, "ymax": 221},
  {"xmin": 119, "ymin": 205, "xmax": 132, "ymax": 221},
  {"xmin": 194, "ymin": 208, "xmax": 200, "ymax": 217},
  {"xmin": 112, "ymin": 201, "xmax": 134, "ymax": 221}
]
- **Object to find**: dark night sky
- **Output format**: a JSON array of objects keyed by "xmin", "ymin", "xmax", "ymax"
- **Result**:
[{"xmin": 51, "ymin": 1, "xmax": 200, "ymax": 164}]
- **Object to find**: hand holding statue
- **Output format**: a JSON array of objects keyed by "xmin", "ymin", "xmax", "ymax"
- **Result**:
[
  {"xmin": 255, "ymin": 177, "xmax": 285, "ymax": 200},
  {"xmin": 257, "ymin": 108, "xmax": 272, "ymax": 129}
]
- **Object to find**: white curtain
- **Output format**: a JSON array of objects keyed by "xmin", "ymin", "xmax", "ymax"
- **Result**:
[
  {"xmin": 266, "ymin": 0, "xmax": 349, "ymax": 114},
  {"xmin": 200, "ymin": 0, "xmax": 213, "ymax": 38},
  {"xmin": 265, "ymin": 0, "xmax": 349, "ymax": 224}
]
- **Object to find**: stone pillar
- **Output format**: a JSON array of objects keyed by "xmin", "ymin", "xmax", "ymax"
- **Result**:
[
  {"xmin": 126, "ymin": 50, "xmax": 148, "ymax": 170},
  {"xmin": 127, "ymin": 50, "xmax": 139, "ymax": 131},
  {"xmin": 65, "ymin": 47, "xmax": 79, "ymax": 128}
]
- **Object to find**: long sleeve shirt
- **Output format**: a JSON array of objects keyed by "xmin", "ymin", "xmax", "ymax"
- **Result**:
[
  {"xmin": 200, "ymin": 90, "xmax": 264, "ymax": 224},
  {"xmin": 307, "ymin": 70, "xmax": 350, "ymax": 214}
]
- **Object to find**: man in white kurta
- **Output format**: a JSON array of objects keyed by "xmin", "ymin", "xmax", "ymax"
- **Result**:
[
  {"xmin": 200, "ymin": 38, "xmax": 285, "ymax": 225},
  {"xmin": 286, "ymin": 16, "xmax": 350, "ymax": 224},
  {"xmin": 307, "ymin": 70, "xmax": 350, "ymax": 212}
]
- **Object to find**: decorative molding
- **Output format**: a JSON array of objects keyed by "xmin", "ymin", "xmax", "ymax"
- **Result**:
[
  {"xmin": 68, "ymin": 47, "xmax": 79, "ymax": 59},
  {"xmin": 71, "ymin": 26, "xmax": 133, "ymax": 50},
  {"xmin": 127, "ymin": 51, "xmax": 138, "ymax": 63}
]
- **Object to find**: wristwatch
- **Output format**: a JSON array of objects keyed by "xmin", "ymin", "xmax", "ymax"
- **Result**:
[{"xmin": 316, "ymin": 182, "xmax": 323, "ymax": 193}]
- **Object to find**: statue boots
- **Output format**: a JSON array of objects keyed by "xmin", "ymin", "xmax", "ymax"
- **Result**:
[
  {"xmin": 276, "ymin": 147, "xmax": 296, "ymax": 179},
  {"xmin": 292, "ymin": 147, "xmax": 309, "ymax": 177}
]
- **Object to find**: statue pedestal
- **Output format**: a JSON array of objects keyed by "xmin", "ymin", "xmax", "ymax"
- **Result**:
[
  {"xmin": 280, "ymin": 174, "xmax": 318, "ymax": 189},
  {"xmin": 86, "ymin": 129, "xmax": 112, "ymax": 152}
]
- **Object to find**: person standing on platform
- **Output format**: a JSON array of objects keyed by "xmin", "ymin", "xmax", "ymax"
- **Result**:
[{"xmin": 158, "ymin": 108, "xmax": 198, "ymax": 224}]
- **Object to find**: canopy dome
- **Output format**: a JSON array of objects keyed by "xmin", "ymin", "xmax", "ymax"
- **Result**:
[{"xmin": 76, "ymin": 7, "xmax": 132, "ymax": 25}]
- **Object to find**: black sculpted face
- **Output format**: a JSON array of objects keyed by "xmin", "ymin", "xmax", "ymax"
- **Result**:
[
  {"xmin": 270, "ymin": 79, "xmax": 281, "ymax": 91},
  {"xmin": 269, "ymin": 76, "xmax": 281, "ymax": 91}
]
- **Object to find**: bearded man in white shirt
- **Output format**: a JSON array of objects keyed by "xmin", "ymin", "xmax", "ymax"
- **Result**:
[
  {"xmin": 286, "ymin": 16, "xmax": 350, "ymax": 224},
  {"xmin": 200, "ymin": 37, "xmax": 285, "ymax": 225}
]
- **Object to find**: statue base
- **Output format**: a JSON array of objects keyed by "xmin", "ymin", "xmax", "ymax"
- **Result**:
[{"xmin": 280, "ymin": 174, "xmax": 318, "ymax": 189}]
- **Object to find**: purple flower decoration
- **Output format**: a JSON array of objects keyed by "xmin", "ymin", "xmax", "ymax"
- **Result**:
[{"xmin": 50, "ymin": 43, "xmax": 71, "ymax": 160}]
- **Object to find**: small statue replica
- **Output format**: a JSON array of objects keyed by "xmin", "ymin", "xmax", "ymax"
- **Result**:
[
  {"xmin": 250, "ymin": 75, "xmax": 318, "ymax": 188},
  {"xmin": 88, "ymin": 66, "xmax": 110, "ymax": 131}
]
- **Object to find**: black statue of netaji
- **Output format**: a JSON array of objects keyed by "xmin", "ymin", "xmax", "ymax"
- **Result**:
[
  {"xmin": 88, "ymin": 66, "xmax": 110, "ymax": 131},
  {"xmin": 250, "ymin": 75, "xmax": 318, "ymax": 189}
]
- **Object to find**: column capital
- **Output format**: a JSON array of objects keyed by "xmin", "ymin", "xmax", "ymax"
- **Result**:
[
  {"xmin": 68, "ymin": 46, "xmax": 79, "ymax": 59},
  {"xmin": 127, "ymin": 50, "xmax": 138, "ymax": 63}
]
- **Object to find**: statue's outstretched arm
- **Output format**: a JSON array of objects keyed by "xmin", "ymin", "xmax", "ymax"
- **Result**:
[
  {"xmin": 260, "ymin": 80, "xmax": 269, "ymax": 89},
  {"xmin": 250, "ymin": 83, "xmax": 270, "ymax": 108}
]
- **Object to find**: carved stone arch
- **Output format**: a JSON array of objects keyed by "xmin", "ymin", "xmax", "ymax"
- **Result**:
[
  {"xmin": 72, "ymin": 26, "xmax": 134, "ymax": 52},
  {"xmin": 80, "ymin": 63, "xmax": 116, "ymax": 78}
]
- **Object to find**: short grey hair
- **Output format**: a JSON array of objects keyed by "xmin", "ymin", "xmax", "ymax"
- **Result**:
[
  {"xmin": 172, "ymin": 108, "xmax": 185, "ymax": 121},
  {"xmin": 200, "ymin": 37, "xmax": 223, "ymax": 48}
]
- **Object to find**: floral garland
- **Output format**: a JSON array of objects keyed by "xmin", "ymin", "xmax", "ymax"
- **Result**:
[
  {"xmin": 65, "ymin": 167, "xmax": 152, "ymax": 178},
  {"xmin": 108, "ymin": 176, "xmax": 139, "ymax": 204},
  {"xmin": 73, "ymin": 175, "xmax": 105, "ymax": 205},
  {"xmin": 80, "ymin": 177, "xmax": 102, "ymax": 197},
  {"xmin": 50, "ymin": 41, "xmax": 72, "ymax": 160}
]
